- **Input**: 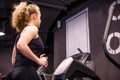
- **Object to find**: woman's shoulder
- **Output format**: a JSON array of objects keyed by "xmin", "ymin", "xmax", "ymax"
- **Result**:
[
  {"xmin": 21, "ymin": 25, "xmax": 38, "ymax": 37},
  {"xmin": 26, "ymin": 25, "xmax": 38, "ymax": 30},
  {"xmin": 23, "ymin": 25, "xmax": 38, "ymax": 33}
]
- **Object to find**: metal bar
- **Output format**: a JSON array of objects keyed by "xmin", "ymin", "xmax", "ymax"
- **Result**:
[{"xmin": 103, "ymin": 1, "xmax": 116, "ymax": 40}]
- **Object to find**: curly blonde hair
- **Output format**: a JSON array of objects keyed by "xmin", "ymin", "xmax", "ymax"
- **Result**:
[{"xmin": 11, "ymin": 2, "xmax": 40, "ymax": 32}]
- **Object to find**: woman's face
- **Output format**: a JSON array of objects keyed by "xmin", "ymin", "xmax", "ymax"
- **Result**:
[{"xmin": 35, "ymin": 12, "xmax": 41, "ymax": 28}]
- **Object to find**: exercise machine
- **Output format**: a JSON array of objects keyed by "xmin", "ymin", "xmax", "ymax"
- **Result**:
[{"xmin": 37, "ymin": 48, "xmax": 100, "ymax": 80}]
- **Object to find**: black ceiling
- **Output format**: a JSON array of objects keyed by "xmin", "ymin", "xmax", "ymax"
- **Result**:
[{"xmin": 0, "ymin": 0, "xmax": 89, "ymax": 48}]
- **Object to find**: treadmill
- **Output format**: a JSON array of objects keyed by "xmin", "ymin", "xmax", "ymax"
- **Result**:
[{"xmin": 37, "ymin": 48, "xmax": 100, "ymax": 80}]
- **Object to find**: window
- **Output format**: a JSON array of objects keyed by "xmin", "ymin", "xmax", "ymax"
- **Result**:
[{"xmin": 66, "ymin": 8, "xmax": 90, "ymax": 57}]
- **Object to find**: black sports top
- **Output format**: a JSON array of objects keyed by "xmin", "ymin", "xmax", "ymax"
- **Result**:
[{"xmin": 14, "ymin": 33, "xmax": 44, "ymax": 69}]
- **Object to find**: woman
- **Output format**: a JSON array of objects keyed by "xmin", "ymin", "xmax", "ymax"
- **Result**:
[{"xmin": 9, "ymin": 1, "xmax": 48, "ymax": 80}]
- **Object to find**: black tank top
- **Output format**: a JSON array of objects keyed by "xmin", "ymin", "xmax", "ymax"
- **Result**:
[{"xmin": 14, "ymin": 33, "xmax": 44, "ymax": 69}]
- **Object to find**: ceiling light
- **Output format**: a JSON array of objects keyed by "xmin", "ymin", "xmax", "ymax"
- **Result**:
[
  {"xmin": 0, "ymin": 20, "xmax": 7, "ymax": 36},
  {"xmin": 0, "ymin": 32, "xmax": 5, "ymax": 36}
]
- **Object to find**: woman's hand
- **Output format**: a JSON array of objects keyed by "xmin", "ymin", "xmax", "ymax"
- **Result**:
[
  {"xmin": 40, "ymin": 54, "xmax": 46, "ymax": 58},
  {"xmin": 38, "ymin": 54, "xmax": 48, "ymax": 67}
]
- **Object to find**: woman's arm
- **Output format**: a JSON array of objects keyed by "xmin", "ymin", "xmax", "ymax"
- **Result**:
[
  {"xmin": 17, "ymin": 26, "xmax": 48, "ymax": 67},
  {"xmin": 11, "ymin": 46, "xmax": 16, "ymax": 66}
]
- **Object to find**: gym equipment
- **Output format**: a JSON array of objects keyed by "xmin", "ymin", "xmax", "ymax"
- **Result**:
[
  {"xmin": 103, "ymin": 0, "xmax": 120, "ymax": 69},
  {"xmin": 37, "ymin": 48, "xmax": 100, "ymax": 80}
]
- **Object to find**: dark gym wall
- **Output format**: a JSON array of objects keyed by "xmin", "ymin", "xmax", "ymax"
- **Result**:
[
  {"xmin": 0, "ymin": 48, "xmax": 12, "ymax": 74},
  {"xmin": 54, "ymin": 0, "xmax": 120, "ymax": 80},
  {"xmin": 54, "ymin": 22, "xmax": 66, "ymax": 69},
  {"xmin": 89, "ymin": 0, "xmax": 120, "ymax": 80}
]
